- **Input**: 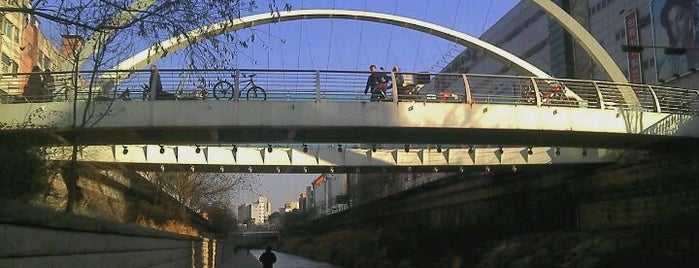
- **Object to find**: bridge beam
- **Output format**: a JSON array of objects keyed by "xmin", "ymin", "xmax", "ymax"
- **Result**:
[
  {"xmin": 1, "ymin": 101, "xmax": 698, "ymax": 147},
  {"xmin": 47, "ymin": 144, "xmax": 624, "ymax": 173}
]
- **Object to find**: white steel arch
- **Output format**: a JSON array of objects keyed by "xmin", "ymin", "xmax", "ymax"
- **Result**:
[
  {"xmin": 103, "ymin": 4, "xmax": 637, "ymax": 106},
  {"xmin": 529, "ymin": 0, "xmax": 638, "ymax": 105},
  {"xmin": 108, "ymin": 9, "xmax": 552, "ymax": 79}
]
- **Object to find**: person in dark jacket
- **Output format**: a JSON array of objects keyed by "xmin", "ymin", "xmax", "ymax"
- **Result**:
[
  {"xmin": 364, "ymin": 64, "xmax": 389, "ymax": 102},
  {"xmin": 259, "ymin": 246, "xmax": 277, "ymax": 268},
  {"xmin": 149, "ymin": 64, "xmax": 165, "ymax": 100},
  {"xmin": 23, "ymin": 66, "xmax": 47, "ymax": 102}
]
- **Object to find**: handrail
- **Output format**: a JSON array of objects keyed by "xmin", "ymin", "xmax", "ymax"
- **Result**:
[{"xmin": 2, "ymin": 69, "xmax": 698, "ymax": 115}]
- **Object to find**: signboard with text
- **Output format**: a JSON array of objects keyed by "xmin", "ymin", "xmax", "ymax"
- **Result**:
[{"xmin": 625, "ymin": 11, "xmax": 642, "ymax": 83}]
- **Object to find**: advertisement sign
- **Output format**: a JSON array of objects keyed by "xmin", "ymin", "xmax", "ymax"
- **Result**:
[
  {"xmin": 625, "ymin": 11, "xmax": 643, "ymax": 83},
  {"xmin": 652, "ymin": 0, "xmax": 699, "ymax": 82}
]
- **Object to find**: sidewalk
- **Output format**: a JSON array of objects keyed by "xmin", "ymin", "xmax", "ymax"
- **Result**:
[{"xmin": 218, "ymin": 246, "xmax": 261, "ymax": 268}]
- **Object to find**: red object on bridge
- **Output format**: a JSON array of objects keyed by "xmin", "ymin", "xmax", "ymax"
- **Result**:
[{"xmin": 313, "ymin": 174, "xmax": 324, "ymax": 185}]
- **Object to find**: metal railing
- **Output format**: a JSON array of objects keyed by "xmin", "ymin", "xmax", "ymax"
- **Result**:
[{"xmin": 1, "ymin": 69, "xmax": 698, "ymax": 115}]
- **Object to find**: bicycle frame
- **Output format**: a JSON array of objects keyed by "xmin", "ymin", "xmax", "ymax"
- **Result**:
[{"xmin": 212, "ymin": 72, "xmax": 266, "ymax": 100}]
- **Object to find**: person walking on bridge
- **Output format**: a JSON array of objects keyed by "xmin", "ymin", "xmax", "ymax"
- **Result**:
[
  {"xmin": 259, "ymin": 246, "xmax": 277, "ymax": 268},
  {"xmin": 148, "ymin": 64, "xmax": 163, "ymax": 100},
  {"xmin": 364, "ymin": 64, "xmax": 389, "ymax": 102}
]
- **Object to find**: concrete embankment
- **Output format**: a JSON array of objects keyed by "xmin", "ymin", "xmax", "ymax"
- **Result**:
[
  {"xmin": 280, "ymin": 151, "xmax": 699, "ymax": 267},
  {"xmin": 0, "ymin": 204, "xmax": 219, "ymax": 268}
]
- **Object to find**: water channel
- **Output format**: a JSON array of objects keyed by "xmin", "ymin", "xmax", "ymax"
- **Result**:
[{"xmin": 249, "ymin": 249, "xmax": 341, "ymax": 268}]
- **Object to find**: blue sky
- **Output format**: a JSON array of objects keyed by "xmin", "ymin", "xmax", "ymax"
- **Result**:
[
  {"xmin": 157, "ymin": 0, "xmax": 520, "ymax": 73},
  {"xmin": 223, "ymin": 0, "xmax": 521, "ymax": 210}
]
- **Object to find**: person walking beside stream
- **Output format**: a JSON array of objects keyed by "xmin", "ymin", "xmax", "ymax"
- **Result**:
[{"xmin": 259, "ymin": 246, "xmax": 277, "ymax": 268}]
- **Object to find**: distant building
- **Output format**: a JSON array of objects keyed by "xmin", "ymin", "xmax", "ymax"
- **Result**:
[
  {"xmin": 237, "ymin": 195, "xmax": 272, "ymax": 225},
  {"xmin": 237, "ymin": 204, "xmax": 252, "ymax": 223},
  {"xmin": 311, "ymin": 174, "xmax": 348, "ymax": 215},
  {"xmin": 298, "ymin": 192, "xmax": 308, "ymax": 211},
  {"xmin": 281, "ymin": 201, "xmax": 299, "ymax": 213},
  {"xmin": 304, "ymin": 185, "xmax": 314, "ymax": 211},
  {"xmin": 251, "ymin": 195, "xmax": 272, "ymax": 225}
]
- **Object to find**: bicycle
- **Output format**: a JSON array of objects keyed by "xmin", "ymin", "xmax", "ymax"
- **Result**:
[{"xmin": 212, "ymin": 73, "xmax": 266, "ymax": 100}]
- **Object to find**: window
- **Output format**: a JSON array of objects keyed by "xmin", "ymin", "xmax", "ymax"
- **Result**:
[
  {"xmin": 2, "ymin": 19, "xmax": 12, "ymax": 36},
  {"xmin": 2, "ymin": 19, "xmax": 20, "ymax": 43},
  {"xmin": 1, "ymin": 53, "xmax": 19, "ymax": 76},
  {"xmin": 38, "ymin": 50, "xmax": 52, "ymax": 70}
]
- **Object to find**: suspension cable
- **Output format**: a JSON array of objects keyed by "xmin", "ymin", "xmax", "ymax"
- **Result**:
[
  {"xmin": 430, "ymin": 0, "xmax": 464, "ymax": 72},
  {"xmin": 412, "ymin": 1, "xmax": 431, "ymax": 71},
  {"xmin": 296, "ymin": 0, "xmax": 307, "ymax": 70},
  {"xmin": 481, "ymin": 0, "xmax": 494, "ymax": 34},
  {"xmin": 325, "ymin": 0, "xmax": 336, "ymax": 70},
  {"xmin": 383, "ymin": 1, "xmax": 399, "ymax": 66},
  {"xmin": 355, "ymin": 0, "xmax": 369, "ymax": 71}
]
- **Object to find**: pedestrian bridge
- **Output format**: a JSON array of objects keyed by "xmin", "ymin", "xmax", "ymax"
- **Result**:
[{"xmin": 1, "ymin": 69, "xmax": 698, "ymax": 172}]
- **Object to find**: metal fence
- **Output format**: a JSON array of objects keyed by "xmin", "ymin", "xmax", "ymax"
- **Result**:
[{"xmin": 1, "ymin": 69, "xmax": 698, "ymax": 115}]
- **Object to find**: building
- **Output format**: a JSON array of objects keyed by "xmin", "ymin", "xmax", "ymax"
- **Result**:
[
  {"xmin": 237, "ymin": 204, "xmax": 252, "ymax": 224},
  {"xmin": 1, "ymin": 0, "xmax": 63, "ymax": 94},
  {"xmin": 251, "ymin": 195, "xmax": 272, "ymax": 225},
  {"xmin": 298, "ymin": 192, "xmax": 308, "ymax": 211},
  {"xmin": 442, "ymin": 0, "xmax": 698, "ymax": 88},
  {"xmin": 311, "ymin": 174, "xmax": 349, "ymax": 215},
  {"xmin": 280, "ymin": 201, "xmax": 300, "ymax": 213},
  {"xmin": 237, "ymin": 195, "xmax": 272, "ymax": 225}
]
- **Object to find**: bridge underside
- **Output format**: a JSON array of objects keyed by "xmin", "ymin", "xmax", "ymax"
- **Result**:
[{"xmin": 48, "ymin": 145, "xmax": 624, "ymax": 173}]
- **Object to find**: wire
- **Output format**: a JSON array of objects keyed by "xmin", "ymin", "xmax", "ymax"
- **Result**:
[
  {"xmin": 412, "ymin": 1, "xmax": 431, "ymax": 71},
  {"xmin": 431, "ymin": 0, "xmax": 464, "ymax": 72},
  {"xmin": 297, "ymin": 0, "xmax": 305, "ymax": 70},
  {"xmin": 384, "ymin": 1, "xmax": 399, "ymax": 65},
  {"xmin": 326, "ymin": 0, "xmax": 336, "ymax": 70},
  {"xmin": 481, "ymin": 0, "xmax": 494, "ymax": 34},
  {"xmin": 355, "ymin": 0, "xmax": 369, "ymax": 71}
]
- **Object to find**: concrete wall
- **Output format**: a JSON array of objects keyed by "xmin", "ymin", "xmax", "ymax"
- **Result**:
[
  {"xmin": 0, "ymin": 205, "xmax": 220, "ymax": 268},
  {"xmin": 317, "ymin": 151, "xmax": 699, "ymax": 233}
]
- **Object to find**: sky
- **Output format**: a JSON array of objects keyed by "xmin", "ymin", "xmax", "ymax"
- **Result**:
[
  {"xmin": 157, "ymin": 0, "xmax": 521, "ymax": 73},
  {"xmin": 213, "ymin": 0, "xmax": 521, "ymax": 211}
]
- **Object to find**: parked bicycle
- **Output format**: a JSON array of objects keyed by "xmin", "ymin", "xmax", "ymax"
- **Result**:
[{"xmin": 212, "ymin": 73, "xmax": 266, "ymax": 100}]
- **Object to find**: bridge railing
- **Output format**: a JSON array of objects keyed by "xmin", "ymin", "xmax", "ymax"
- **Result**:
[{"xmin": 2, "ymin": 69, "xmax": 698, "ymax": 115}]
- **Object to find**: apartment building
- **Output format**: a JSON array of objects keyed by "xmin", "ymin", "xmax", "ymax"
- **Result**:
[{"xmin": 1, "ymin": 0, "xmax": 63, "ymax": 94}]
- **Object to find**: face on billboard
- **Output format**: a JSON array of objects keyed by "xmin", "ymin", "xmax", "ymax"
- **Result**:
[{"xmin": 653, "ymin": 0, "xmax": 699, "ymax": 82}]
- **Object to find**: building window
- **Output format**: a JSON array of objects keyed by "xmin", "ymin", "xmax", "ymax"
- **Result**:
[
  {"xmin": 639, "ymin": 14, "xmax": 651, "ymax": 28},
  {"xmin": 2, "ymin": 19, "xmax": 20, "ymax": 43},
  {"xmin": 38, "ymin": 51, "xmax": 52, "ymax": 70},
  {"xmin": 1, "ymin": 53, "xmax": 19, "ymax": 76}
]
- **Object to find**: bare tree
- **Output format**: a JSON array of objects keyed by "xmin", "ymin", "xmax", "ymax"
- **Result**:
[
  {"xmin": 1, "ymin": 0, "xmax": 290, "ymax": 212},
  {"xmin": 149, "ymin": 172, "xmax": 259, "ymax": 212}
]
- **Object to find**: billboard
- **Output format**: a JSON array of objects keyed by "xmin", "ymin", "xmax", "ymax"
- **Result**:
[
  {"xmin": 652, "ymin": 0, "xmax": 699, "ymax": 82},
  {"xmin": 625, "ymin": 11, "xmax": 643, "ymax": 83}
]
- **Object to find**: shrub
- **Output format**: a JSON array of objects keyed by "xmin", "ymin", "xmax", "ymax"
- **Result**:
[{"xmin": 0, "ymin": 134, "xmax": 50, "ymax": 203}]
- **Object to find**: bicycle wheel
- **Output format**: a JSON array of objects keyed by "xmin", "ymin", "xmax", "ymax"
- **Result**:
[
  {"xmin": 213, "ymin": 80, "xmax": 235, "ymax": 100},
  {"xmin": 246, "ymin": 86, "xmax": 267, "ymax": 101}
]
